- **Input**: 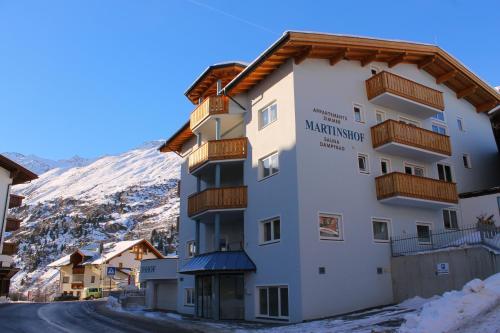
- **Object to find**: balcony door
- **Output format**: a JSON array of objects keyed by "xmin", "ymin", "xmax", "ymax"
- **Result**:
[{"xmin": 404, "ymin": 163, "xmax": 425, "ymax": 177}]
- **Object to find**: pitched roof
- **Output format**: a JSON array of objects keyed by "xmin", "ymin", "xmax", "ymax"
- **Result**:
[
  {"xmin": 0, "ymin": 154, "xmax": 38, "ymax": 185},
  {"xmin": 159, "ymin": 121, "xmax": 193, "ymax": 154}
]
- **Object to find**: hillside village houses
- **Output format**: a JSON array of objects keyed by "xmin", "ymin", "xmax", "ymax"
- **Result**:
[
  {"xmin": 154, "ymin": 31, "xmax": 500, "ymax": 323},
  {"xmin": 0, "ymin": 155, "xmax": 38, "ymax": 299},
  {"xmin": 48, "ymin": 239, "xmax": 162, "ymax": 300}
]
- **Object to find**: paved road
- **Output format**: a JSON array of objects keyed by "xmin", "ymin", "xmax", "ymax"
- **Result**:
[{"xmin": 0, "ymin": 300, "xmax": 202, "ymax": 333}]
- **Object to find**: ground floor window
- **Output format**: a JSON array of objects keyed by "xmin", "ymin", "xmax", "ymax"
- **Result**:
[
  {"xmin": 258, "ymin": 286, "xmax": 289, "ymax": 319},
  {"xmin": 185, "ymin": 288, "xmax": 195, "ymax": 306},
  {"xmin": 372, "ymin": 219, "xmax": 390, "ymax": 242},
  {"xmin": 443, "ymin": 209, "xmax": 458, "ymax": 229},
  {"xmin": 416, "ymin": 223, "xmax": 432, "ymax": 244}
]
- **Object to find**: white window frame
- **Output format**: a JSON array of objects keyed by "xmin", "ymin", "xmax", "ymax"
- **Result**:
[
  {"xmin": 186, "ymin": 240, "xmax": 196, "ymax": 258},
  {"xmin": 404, "ymin": 162, "xmax": 425, "ymax": 177},
  {"xmin": 318, "ymin": 212, "xmax": 344, "ymax": 241},
  {"xmin": 431, "ymin": 122, "xmax": 447, "ymax": 135},
  {"xmin": 259, "ymin": 102, "xmax": 278, "ymax": 130},
  {"xmin": 259, "ymin": 216, "xmax": 281, "ymax": 245},
  {"xmin": 399, "ymin": 116, "xmax": 420, "ymax": 127},
  {"xmin": 357, "ymin": 153, "xmax": 370, "ymax": 174},
  {"xmin": 184, "ymin": 288, "xmax": 195, "ymax": 306},
  {"xmin": 256, "ymin": 284, "xmax": 289, "ymax": 320},
  {"xmin": 375, "ymin": 109, "xmax": 386, "ymax": 124},
  {"xmin": 371, "ymin": 218, "xmax": 391, "ymax": 243},
  {"xmin": 416, "ymin": 222, "xmax": 433, "ymax": 245},
  {"xmin": 353, "ymin": 103, "xmax": 365, "ymax": 124},
  {"xmin": 259, "ymin": 151, "xmax": 279, "ymax": 180},
  {"xmin": 442, "ymin": 209, "xmax": 459, "ymax": 230},
  {"xmin": 431, "ymin": 111, "xmax": 446, "ymax": 123},
  {"xmin": 457, "ymin": 116, "xmax": 465, "ymax": 132},
  {"xmin": 380, "ymin": 158, "xmax": 391, "ymax": 175},
  {"xmin": 462, "ymin": 153, "xmax": 472, "ymax": 169},
  {"xmin": 437, "ymin": 162, "xmax": 454, "ymax": 182}
]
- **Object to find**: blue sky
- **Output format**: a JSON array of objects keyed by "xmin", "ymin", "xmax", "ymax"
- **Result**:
[{"xmin": 1, "ymin": 0, "xmax": 499, "ymax": 159}]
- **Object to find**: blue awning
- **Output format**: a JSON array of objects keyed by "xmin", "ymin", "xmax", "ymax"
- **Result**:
[{"xmin": 179, "ymin": 251, "xmax": 256, "ymax": 275}]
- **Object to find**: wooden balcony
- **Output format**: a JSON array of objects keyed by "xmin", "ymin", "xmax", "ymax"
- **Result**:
[
  {"xmin": 366, "ymin": 71, "xmax": 444, "ymax": 118},
  {"xmin": 5, "ymin": 217, "xmax": 21, "ymax": 232},
  {"xmin": 371, "ymin": 120, "xmax": 451, "ymax": 161},
  {"xmin": 190, "ymin": 95, "xmax": 229, "ymax": 130},
  {"xmin": 2, "ymin": 242, "xmax": 17, "ymax": 256},
  {"xmin": 376, "ymin": 172, "xmax": 458, "ymax": 209},
  {"xmin": 188, "ymin": 186, "xmax": 247, "ymax": 218},
  {"xmin": 188, "ymin": 137, "xmax": 248, "ymax": 173},
  {"xmin": 72, "ymin": 266, "xmax": 85, "ymax": 274},
  {"xmin": 71, "ymin": 282, "xmax": 84, "ymax": 289},
  {"xmin": 8, "ymin": 194, "xmax": 24, "ymax": 209}
]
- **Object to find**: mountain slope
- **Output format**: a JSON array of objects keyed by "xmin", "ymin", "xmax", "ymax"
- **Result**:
[
  {"xmin": 5, "ymin": 141, "xmax": 181, "ymax": 299},
  {"xmin": 2, "ymin": 152, "xmax": 95, "ymax": 175}
]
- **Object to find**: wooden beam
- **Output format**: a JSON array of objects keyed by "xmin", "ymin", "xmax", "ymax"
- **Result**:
[
  {"xmin": 388, "ymin": 52, "xmax": 408, "ymax": 68},
  {"xmin": 328, "ymin": 48, "xmax": 347, "ymax": 66},
  {"xmin": 476, "ymin": 101, "xmax": 498, "ymax": 113},
  {"xmin": 418, "ymin": 56, "xmax": 436, "ymax": 69},
  {"xmin": 294, "ymin": 46, "xmax": 313, "ymax": 65},
  {"xmin": 457, "ymin": 85, "xmax": 477, "ymax": 99},
  {"xmin": 360, "ymin": 51, "xmax": 380, "ymax": 67},
  {"xmin": 436, "ymin": 70, "xmax": 457, "ymax": 84}
]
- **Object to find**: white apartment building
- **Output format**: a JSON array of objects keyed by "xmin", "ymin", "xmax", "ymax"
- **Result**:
[{"xmin": 160, "ymin": 31, "xmax": 500, "ymax": 323}]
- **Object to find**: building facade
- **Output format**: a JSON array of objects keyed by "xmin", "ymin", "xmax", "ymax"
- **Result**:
[
  {"xmin": 140, "ymin": 256, "xmax": 178, "ymax": 311},
  {"xmin": 160, "ymin": 32, "xmax": 500, "ymax": 323},
  {"xmin": 49, "ymin": 239, "xmax": 163, "ymax": 300},
  {"xmin": 0, "ymin": 155, "xmax": 37, "ymax": 298}
]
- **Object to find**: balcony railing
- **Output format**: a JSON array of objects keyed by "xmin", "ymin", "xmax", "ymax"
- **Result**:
[
  {"xmin": 190, "ymin": 95, "xmax": 229, "ymax": 130},
  {"xmin": 72, "ymin": 266, "xmax": 85, "ymax": 274},
  {"xmin": 2, "ymin": 242, "xmax": 17, "ymax": 256},
  {"xmin": 5, "ymin": 217, "xmax": 21, "ymax": 232},
  {"xmin": 71, "ymin": 282, "xmax": 84, "ymax": 289},
  {"xmin": 188, "ymin": 137, "xmax": 248, "ymax": 173},
  {"xmin": 8, "ymin": 194, "xmax": 24, "ymax": 209},
  {"xmin": 375, "ymin": 172, "xmax": 458, "ymax": 204},
  {"xmin": 188, "ymin": 186, "xmax": 247, "ymax": 217},
  {"xmin": 371, "ymin": 119, "xmax": 451, "ymax": 156},
  {"xmin": 366, "ymin": 71, "xmax": 444, "ymax": 111}
]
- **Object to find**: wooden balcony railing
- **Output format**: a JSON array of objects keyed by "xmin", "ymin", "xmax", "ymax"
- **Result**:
[
  {"xmin": 72, "ymin": 266, "xmax": 85, "ymax": 275},
  {"xmin": 375, "ymin": 172, "xmax": 458, "ymax": 204},
  {"xmin": 366, "ymin": 71, "xmax": 444, "ymax": 111},
  {"xmin": 371, "ymin": 119, "xmax": 452, "ymax": 156},
  {"xmin": 190, "ymin": 95, "xmax": 229, "ymax": 130},
  {"xmin": 8, "ymin": 194, "xmax": 24, "ymax": 209},
  {"xmin": 188, "ymin": 186, "xmax": 247, "ymax": 217},
  {"xmin": 5, "ymin": 217, "xmax": 21, "ymax": 232},
  {"xmin": 2, "ymin": 242, "xmax": 17, "ymax": 256},
  {"xmin": 188, "ymin": 137, "xmax": 248, "ymax": 173},
  {"xmin": 71, "ymin": 282, "xmax": 84, "ymax": 289}
]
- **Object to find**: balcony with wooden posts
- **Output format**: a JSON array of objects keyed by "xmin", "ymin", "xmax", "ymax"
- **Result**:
[
  {"xmin": 371, "ymin": 119, "xmax": 452, "ymax": 161},
  {"xmin": 190, "ymin": 95, "xmax": 229, "ymax": 130},
  {"xmin": 188, "ymin": 137, "xmax": 248, "ymax": 173},
  {"xmin": 8, "ymin": 194, "xmax": 24, "ymax": 209},
  {"xmin": 72, "ymin": 266, "xmax": 85, "ymax": 274},
  {"xmin": 375, "ymin": 172, "xmax": 458, "ymax": 209},
  {"xmin": 366, "ymin": 71, "xmax": 445, "ymax": 118},
  {"xmin": 188, "ymin": 186, "xmax": 247, "ymax": 218},
  {"xmin": 2, "ymin": 242, "xmax": 17, "ymax": 256},
  {"xmin": 5, "ymin": 217, "xmax": 21, "ymax": 232}
]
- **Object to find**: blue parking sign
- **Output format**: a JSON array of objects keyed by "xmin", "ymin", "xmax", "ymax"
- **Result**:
[{"xmin": 107, "ymin": 267, "xmax": 116, "ymax": 276}]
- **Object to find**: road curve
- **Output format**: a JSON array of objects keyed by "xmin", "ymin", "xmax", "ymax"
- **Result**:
[{"xmin": 0, "ymin": 300, "xmax": 201, "ymax": 333}]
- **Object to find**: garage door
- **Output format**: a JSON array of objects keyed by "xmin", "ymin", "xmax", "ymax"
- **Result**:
[{"xmin": 156, "ymin": 281, "xmax": 177, "ymax": 311}]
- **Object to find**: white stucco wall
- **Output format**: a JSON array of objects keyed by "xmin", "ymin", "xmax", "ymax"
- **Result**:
[{"xmin": 459, "ymin": 193, "xmax": 500, "ymax": 226}]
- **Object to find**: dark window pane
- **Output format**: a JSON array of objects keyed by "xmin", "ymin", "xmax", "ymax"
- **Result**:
[
  {"xmin": 417, "ymin": 225, "xmax": 431, "ymax": 243},
  {"xmin": 381, "ymin": 161, "xmax": 387, "ymax": 174},
  {"xmin": 269, "ymin": 287, "xmax": 279, "ymax": 317},
  {"xmin": 405, "ymin": 166, "xmax": 412, "ymax": 174},
  {"xmin": 445, "ymin": 166, "xmax": 452, "ymax": 182},
  {"xmin": 273, "ymin": 219, "xmax": 280, "ymax": 240},
  {"xmin": 280, "ymin": 287, "xmax": 289, "ymax": 317},
  {"xmin": 443, "ymin": 210, "xmax": 451, "ymax": 229},
  {"xmin": 259, "ymin": 289, "xmax": 268, "ymax": 315},
  {"xmin": 450, "ymin": 210, "xmax": 458, "ymax": 229},
  {"xmin": 358, "ymin": 156, "xmax": 365, "ymax": 170},
  {"xmin": 264, "ymin": 222, "xmax": 272, "ymax": 242},
  {"xmin": 437, "ymin": 164, "xmax": 445, "ymax": 181}
]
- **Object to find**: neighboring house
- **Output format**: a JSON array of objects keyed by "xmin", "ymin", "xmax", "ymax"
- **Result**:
[
  {"xmin": 48, "ymin": 239, "xmax": 163, "ymax": 300},
  {"xmin": 0, "ymin": 154, "xmax": 38, "ymax": 299},
  {"xmin": 160, "ymin": 31, "xmax": 500, "ymax": 323},
  {"xmin": 459, "ymin": 187, "xmax": 500, "ymax": 226}
]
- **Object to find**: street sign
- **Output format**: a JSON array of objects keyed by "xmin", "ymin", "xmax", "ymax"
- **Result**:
[
  {"xmin": 436, "ymin": 262, "xmax": 449, "ymax": 275},
  {"xmin": 107, "ymin": 267, "xmax": 116, "ymax": 276}
]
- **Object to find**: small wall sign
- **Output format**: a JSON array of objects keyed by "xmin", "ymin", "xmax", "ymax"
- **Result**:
[{"xmin": 436, "ymin": 262, "xmax": 449, "ymax": 275}]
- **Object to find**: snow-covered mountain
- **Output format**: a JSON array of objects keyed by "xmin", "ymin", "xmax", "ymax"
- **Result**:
[
  {"xmin": 5, "ymin": 141, "xmax": 181, "ymax": 299},
  {"xmin": 2, "ymin": 152, "xmax": 95, "ymax": 175}
]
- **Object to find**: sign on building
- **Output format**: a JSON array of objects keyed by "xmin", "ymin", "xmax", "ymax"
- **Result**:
[
  {"xmin": 107, "ymin": 267, "xmax": 116, "ymax": 276},
  {"xmin": 436, "ymin": 262, "xmax": 449, "ymax": 275}
]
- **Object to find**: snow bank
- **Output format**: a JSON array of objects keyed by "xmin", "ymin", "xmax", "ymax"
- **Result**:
[
  {"xmin": 399, "ymin": 273, "xmax": 500, "ymax": 333},
  {"xmin": 106, "ymin": 296, "xmax": 122, "ymax": 311}
]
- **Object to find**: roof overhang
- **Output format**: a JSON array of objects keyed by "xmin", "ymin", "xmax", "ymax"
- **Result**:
[
  {"xmin": 159, "ymin": 121, "xmax": 194, "ymax": 154},
  {"xmin": 224, "ymin": 31, "xmax": 500, "ymax": 113},
  {"xmin": 0, "ymin": 154, "xmax": 38, "ymax": 185},
  {"xmin": 179, "ymin": 251, "xmax": 256, "ymax": 275}
]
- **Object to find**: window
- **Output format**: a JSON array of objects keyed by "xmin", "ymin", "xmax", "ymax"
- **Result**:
[
  {"xmin": 380, "ymin": 158, "xmax": 391, "ymax": 175},
  {"xmin": 357, "ymin": 153, "xmax": 370, "ymax": 174},
  {"xmin": 416, "ymin": 223, "xmax": 432, "ymax": 244},
  {"xmin": 319, "ymin": 213, "xmax": 343, "ymax": 240},
  {"xmin": 443, "ymin": 209, "xmax": 458, "ymax": 229},
  {"xmin": 185, "ymin": 288, "xmax": 195, "ymax": 306},
  {"xmin": 432, "ymin": 112, "xmax": 445, "ymax": 122},
  {"xmin": 62, "ymin": 276, "xmax": 69, "ymax": 284},
  {"xmin": 437, "ymin": 163, "xmax": 453, "ymax": 182},
  {"xmin": 258, "ymin": 286, "xmax": 289, "ymax": 319},
  {"xmin": 372, "ymin": 219, "xmax": 390, "ymax": 242},
  {"xmin": 432, "ymin": 123, "xmax": 447, "ymax": 135},
  {"xmin": 370, "ymin": 66, "xmax": 379, "ymax": 75},
  {"xmin": 463, "ymin": 154, "xmax": 472, "ymax": 169},
  {"xmin": 91, "ymin": 276, "xmax": 95, "ymax": 283},
  {"xmin": 186, "ymin": 241, "xmax": 196, "ymax": 258},
  {"xmin": 259, "ymin": 103, "xmax": 277, "ymax": 129},
  {"xmin": 259, "ymin": 152, "xmax": 279, "ymax": 179},
  {"xmin": 353, "ymin": 104, "xmax": 364, "ymax": 123},
  {"xmin": 375, "ymin": 110, "xmax": 385, "ymax": 124},
  {"xmin": 404, "ymin": 163, "xmax": 425, "ymax": 177},
  {"xmin": 399, "ymin": 117, "xmax": 419, "ymax": 127},
  {"xmin": 457, "ymin": 117, "xmax": 465, "ymax": 131},
  {"xmin": 260, "ymin": 217, "xmax": 280, "ymax": 244}
]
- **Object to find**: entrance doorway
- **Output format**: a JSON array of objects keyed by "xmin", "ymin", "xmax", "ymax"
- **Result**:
[
  {"xmin": 220, "ymin": 274, "xmax": 244, "ymax": 320},
  {"xmin": 196, "ymin": 275, "xmax": 212, "ymax": 318}
]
